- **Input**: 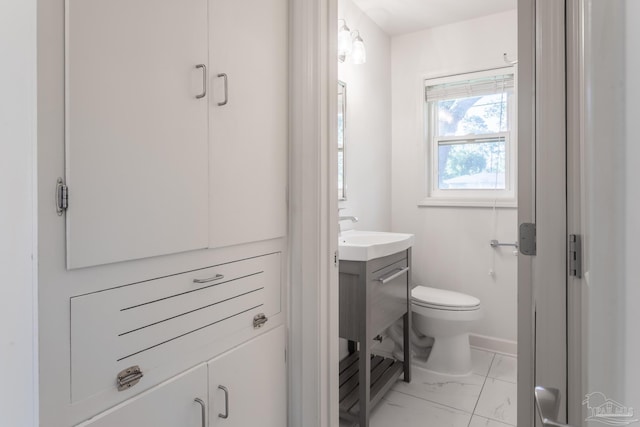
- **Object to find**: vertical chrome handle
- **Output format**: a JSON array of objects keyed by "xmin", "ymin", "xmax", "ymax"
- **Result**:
[
  {"xmin": 217, "ymin": 73, "xmax": 228, "ymax": 106},
  {"xmin": 218, "ymin": 385, "xmax": 229, "ymax": 419},
  {"xmin": 196, "ymin": 64, "xmax": 207, "ymax": 99},
  {"xmin": 194, "ymin": 398, "xmax": 206, "ymax": 427}
]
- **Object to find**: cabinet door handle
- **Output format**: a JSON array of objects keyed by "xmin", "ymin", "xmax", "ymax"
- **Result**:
[
  {"xmin": 217, "ymin": 73, "xmax": 228, "ymax": 106},
  {"xmin": 193, "ymin": 274, "xmax": 224, "ymax": 284},
  {"xmin": 196, "ymin": 64, "xmax": 207, "ymax": 99},
  {"xmin": 218, "ymin": 385, "xmax": 230, "ymax": 419},
  {"xmin": 194, "ymin": 398, "xmax": 206, "ymax": 427},
  {"xmin": 376, "ymin": 267, "xmax": 410, "ymax": 284}
]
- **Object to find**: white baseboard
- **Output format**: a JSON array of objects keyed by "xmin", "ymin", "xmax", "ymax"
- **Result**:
[{"xmin": 470, "ymin": 333, "xmax": 517, "ymax": 356}]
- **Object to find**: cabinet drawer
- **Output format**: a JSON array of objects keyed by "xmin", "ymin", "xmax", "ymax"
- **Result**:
[
  {"xmin": 370, "ymin": 258, "xmax": 409, "ymax": 340},
  {"xmin": 71, "ymin": 253, "xmax": 281, "ymax": 403}
]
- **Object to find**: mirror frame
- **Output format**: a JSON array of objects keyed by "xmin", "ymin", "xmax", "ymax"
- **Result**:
[{"xmin": 338, "ymin": 80, "xmax": 347, "ymax": 200}]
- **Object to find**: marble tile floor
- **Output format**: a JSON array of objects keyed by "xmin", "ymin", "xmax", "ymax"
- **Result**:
[{"xmin": 339, "ymin": 349, "xmax": 517, "ymax": 427}]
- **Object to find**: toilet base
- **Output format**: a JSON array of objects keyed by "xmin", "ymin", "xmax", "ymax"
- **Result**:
[{"xmin": 424, "ymin": 332, "xmax": 472, "ymax": 376}]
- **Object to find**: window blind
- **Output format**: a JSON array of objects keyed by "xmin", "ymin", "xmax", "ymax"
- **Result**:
[{"xmin": 425, "ymin": 74, "xmax": 514, "ymax": 102}]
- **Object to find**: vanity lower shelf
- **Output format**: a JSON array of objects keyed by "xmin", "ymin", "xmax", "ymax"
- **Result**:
[{"xmin": 339, "ymin": 352, "xmax": 404, "ymax": 421}]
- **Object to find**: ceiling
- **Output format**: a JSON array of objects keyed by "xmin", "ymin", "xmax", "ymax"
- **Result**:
[{"xmin": 350, "ymin": 0, "xmax": 516, "ymax": 36}]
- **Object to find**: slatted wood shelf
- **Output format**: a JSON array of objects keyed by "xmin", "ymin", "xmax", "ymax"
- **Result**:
[{"xmin": 338, "ymin": 352, "xmax": 404, "ymax": 422}]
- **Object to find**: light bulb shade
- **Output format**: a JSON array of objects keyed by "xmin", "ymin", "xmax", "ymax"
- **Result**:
[
  {"xmin": 338, "ymin": 22, "xmax": 353, "ymax": 58},
  {"xmin": 352, "ymin": 34, "xmax": 366, "ymax": 65}
]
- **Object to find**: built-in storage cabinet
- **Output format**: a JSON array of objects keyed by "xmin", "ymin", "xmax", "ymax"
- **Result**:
[
  {"xmin": 208, "ymin": 0, "xmax": 288, "ymax": 248},
  {"xmin": 77, "ymin": 365, "xmax": 208, "ymax": 427},
  {"xmin": 64, "ymin": 0, "xmax": 289, "ymax": 269},
  {"xmin": 65, "ymin": 0, "xmax": 210, "ymax": 269},
  {"xmin": 53, "ymin": 0, "xmax": 289, "ymax": 424},
  {"xmin": 208, "ymin": 326, "xmax": 287, "ymax": 427}
]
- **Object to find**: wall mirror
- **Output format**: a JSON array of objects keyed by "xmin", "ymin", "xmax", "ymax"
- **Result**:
[{"xmin": 338, "ymin": 80, "xmax": 346, "ymax": 200}]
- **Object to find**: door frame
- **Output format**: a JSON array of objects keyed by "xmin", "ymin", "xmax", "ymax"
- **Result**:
[
  {"xmin": 289, "ymin": 0, "xmax": 572, "ymax": 426},
  {"xmin": 288, "ymin": 0, "xmax": 340, "ymax": 426}
]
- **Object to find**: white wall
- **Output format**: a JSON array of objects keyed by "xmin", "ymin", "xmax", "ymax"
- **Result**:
[
  {"xmin": 390, "ymin": 11, "xmax": 518, "ymax": 345},
  {"xmin": 0, "ymin": 0, "xmax": 38, "ymax": 426},
  {"xmin": 338, "ymin": 0, "xmax": 391, "ymax": 232}
]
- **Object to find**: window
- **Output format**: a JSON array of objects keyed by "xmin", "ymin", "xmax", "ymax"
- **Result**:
[{"xmin": 422, "ymin": 69, "xmax": 516, "ymax": 206}]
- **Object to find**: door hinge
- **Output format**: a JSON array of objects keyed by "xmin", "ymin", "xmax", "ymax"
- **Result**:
[
  {"xmin": 334, "ymin": 250, "xmax": 338, "ymax": 267},
  {"xmin": 56, "ymin": 177, "xmax": 68, "ymax": 215},
  {"xmin": 519, "ymin": 223, "xmax": 536, "ymax": 256},
  {"xmin": 569, "ymin": 234, "xmax": 582, "ymax": 278}
]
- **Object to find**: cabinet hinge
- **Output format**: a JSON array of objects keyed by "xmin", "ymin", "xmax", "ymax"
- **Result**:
[
  {"xmin": 569, "ymin": 234, "xmax": 582, "ymax": 278},
  {"xmin": 56, "ymin": 177, "xmax": 68, "ymax": 216},
  {"xmin": 519, "ymin": 223, "xmax": 536, "ymax": 256}
]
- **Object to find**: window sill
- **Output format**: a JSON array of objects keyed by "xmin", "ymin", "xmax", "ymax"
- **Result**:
[{"xmin": 418, "ymin": 198, "xmax": 518, "ymax": 208}]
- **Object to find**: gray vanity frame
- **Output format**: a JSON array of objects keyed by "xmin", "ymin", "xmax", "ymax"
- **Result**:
[{"xmin": 338, "ymin": 248, "xmax": 413, "ymax": 427}]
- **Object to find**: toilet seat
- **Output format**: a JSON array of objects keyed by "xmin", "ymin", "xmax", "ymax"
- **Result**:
[{"xmin": 411, "ymin": 286, "xmax": 480, "ymax": 311}]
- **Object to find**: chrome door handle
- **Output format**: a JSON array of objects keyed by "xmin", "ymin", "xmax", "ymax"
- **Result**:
[
  {"xmin": 534, "ymin": 386, "xmax": 577, "ymax": 427},
  {"xmin": 193, "ymin": 274, "xmax": 224, "ymax": 284},
  {"xmin": 377, "ymin": 267, "xmax": 410, "ymax": 284},
  {"xmin": 194, "ymin": 398, "xmax": 206, "ymax": 427},
  {"xmin": 218, "ymin": 385, "xmax": 229, "ymax": 419},
  {"xmin": 196, "ymin": 64, "xmax": 207, "ymax": 99},
  {"xmin": 217, "ymin": 73, "xmax": 228, "ymax": 106}
]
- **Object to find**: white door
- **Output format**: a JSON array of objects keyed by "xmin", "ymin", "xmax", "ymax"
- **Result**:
[
  {"xmin": 77, "ymin": 365, "xmax": 207, "ymax": 427},
  {"xmin": 208, "ymin": 0, "xmax": 288, "ymax": 248},
  {"xmin": 208, "ymin": 326, "xmax": 287, "ymax": 427},
  {"xmin": 65, "ymin": 0, "xmax": 209, "ymax": 269},
  {"xmin": 518, "ymin": 1, "xmax": 568, "ymax": 426}
]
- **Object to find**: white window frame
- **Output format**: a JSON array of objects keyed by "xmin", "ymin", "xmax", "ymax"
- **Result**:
[{"xmin": 420, "ymin": 67, "xmax": 517, "ymax": 208}]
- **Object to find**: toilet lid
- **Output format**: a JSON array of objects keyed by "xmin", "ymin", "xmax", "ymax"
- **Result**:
[{"xmin": 412, "ymin": 286, "xmax": 480, "ymax": 310}]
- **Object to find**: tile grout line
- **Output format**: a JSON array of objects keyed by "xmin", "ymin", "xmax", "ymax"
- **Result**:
[
  {"xmin": 467, "ymin": 352, "xmax": 497, "ymax": 427},
  {"xmin": 390, "ymin": 388, "xmax": 477, "ymax": 416}
]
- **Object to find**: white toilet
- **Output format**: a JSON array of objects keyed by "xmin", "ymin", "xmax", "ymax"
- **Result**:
[{"xmin": 411, "ymin": 286, "xmax": 482, "ymax": 376}]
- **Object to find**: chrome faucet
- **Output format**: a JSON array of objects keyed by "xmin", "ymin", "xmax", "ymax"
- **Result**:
[{"xmin": 339, "ymin": 215, "xmax": 358, "ymax": 223}]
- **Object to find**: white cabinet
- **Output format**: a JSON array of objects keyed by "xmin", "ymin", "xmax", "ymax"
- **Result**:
[
  {"xmin": 208, "ymin": 0, "xmax": 289, "ymax": 248},
  {"xmin": 77, "ymin": 365, "xmax": 208, "ymax": 427},
  {"xmin": 70, "ymin": 253, "xmax": 282, "ymax": 405},
  {"xmin": 65, "ymin": 0, "xmax": 210, "ymax": 269},
  {"xmin": 208, "ymin": 326, "xmax": 287, "ymax": 427},
  {"xmin": 64, "ymin": 0, "xmax": 289, "ymax": 268}
]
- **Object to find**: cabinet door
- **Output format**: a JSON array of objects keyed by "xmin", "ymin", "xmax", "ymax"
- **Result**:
[
  {"xmin": 208, "ymin": 326, "xmax": 286, "ymax": 427},
  {"xmin": 65, "ymin": 0, "xmax": 209, "ymax": 269},
  {"xmin": 77, "ymin": 365, "xmax": 207, "ymax": 427},
  {"xmin": 209, "ymin": 0, "xmax": 288, "ymax": 248}
]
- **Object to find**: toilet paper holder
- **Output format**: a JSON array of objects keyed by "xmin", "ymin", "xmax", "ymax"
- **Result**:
[{"xmin": 490, "ymin": 239, "xmax": 519, "ymax": 249}]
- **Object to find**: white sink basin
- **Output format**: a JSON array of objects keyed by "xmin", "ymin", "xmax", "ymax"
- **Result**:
[{"xmin": 338, "ymin": 230, "xmax": 415, "ymax": 261}]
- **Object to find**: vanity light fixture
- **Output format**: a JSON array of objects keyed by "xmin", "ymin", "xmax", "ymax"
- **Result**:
[
  {"xmin": 338, "ymin": 19, "xmax": 353, "ymax": 62},
  {"xmin": 351, "ymin": 30, "xmax": 366, "ymax": 65},
  {"xmin": 337, "ymin": 19, "xmax": 366, "ymax": 64}
]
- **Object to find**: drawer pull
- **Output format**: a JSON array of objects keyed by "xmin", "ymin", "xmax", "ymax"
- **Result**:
[
  {"xmin": 218, "ymin": 385, "xmax": 230, "ymax": 419},
  {"xmin": 194, "ymin": 398, "xmax": 206, "ymax": 427},
  {"xmin": 253, "ymin": 313, "xmax": 268, "ymax": 329},
  {"xmin": 116, "ymin": 365, "xmax": 143, "ymax": 391},
  {"xmin": 193, "ymin": 274, "xmax": 225, "ymax": 284},
  {"xmin": 376, "ymin": 267, "xmax": 410, "ymax": 284}
]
